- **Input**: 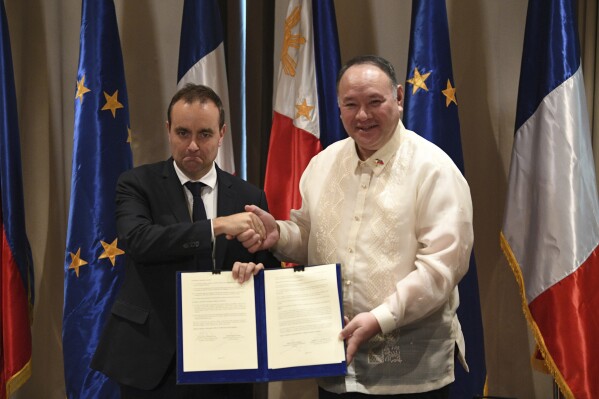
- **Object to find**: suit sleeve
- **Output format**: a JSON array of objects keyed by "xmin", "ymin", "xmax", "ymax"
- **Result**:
[{"xmin": 115, "ymin": 169, "xmax": 213, "ymax": 264}]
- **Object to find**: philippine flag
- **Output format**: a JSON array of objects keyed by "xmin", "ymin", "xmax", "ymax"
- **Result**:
[
  {"xmin": 0, "ymin": 3, "xmax": 34, "ymax": 397},
  {"xmin": 264, "ymin": 0, "xmax": 344, "ymax": 220}
]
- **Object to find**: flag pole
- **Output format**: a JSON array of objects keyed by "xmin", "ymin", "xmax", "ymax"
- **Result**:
[{"xmin": 553, "ymin": 381, "xmax": 564, "ymax": 399}]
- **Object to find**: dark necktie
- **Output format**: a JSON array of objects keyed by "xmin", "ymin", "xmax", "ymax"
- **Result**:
[{"xmin": 185, "ymin": 182, "xmax": 207, "ymax": 222}]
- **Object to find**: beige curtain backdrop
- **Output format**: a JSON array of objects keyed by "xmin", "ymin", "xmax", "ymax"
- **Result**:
[
  {"xmin": 3, "ymin": 0, "xmax": 598, "ymax": 398},
  {"xmin": 581, "ymin": 0, "xmax": 599, "ymax": 190}
]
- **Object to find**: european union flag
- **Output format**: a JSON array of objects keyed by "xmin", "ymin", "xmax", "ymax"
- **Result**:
[
  {"xmin": 311, "ymin": 0, "xmax": 345, "ymax": 149},
  {"xmin": 62, "ymin": 0, "xmax": 132, "ymax": 397},
  {"xmin": 403, "ymin": 1, "xmax": 486, "ymax": 398}
]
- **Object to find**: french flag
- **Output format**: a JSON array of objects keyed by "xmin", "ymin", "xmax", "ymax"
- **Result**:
[
  {"xmin": 177, "ymin": 0, "xmax": 235, "ymax": 175},
  {"xmin": 501, "ymin": 0, "xmax": 599, "ymax": 396},
  {"xmin": 264, "ymin": 0, "xmax": 344, "ymax": 220}
]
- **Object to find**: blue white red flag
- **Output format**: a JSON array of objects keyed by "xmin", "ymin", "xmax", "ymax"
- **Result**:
[
  {"xmin": 264, "ymin": 0, "xmax": 344, "ymax": 220},
  {"xmin": 62, "ymin": 0, "xmax": 132, "ymax": 397},
  {"xmin": 178, "ymin": 0, "xmax": 235, "ymax": 174},
  {"xmin": 0, "ymin": 3, "xmax": 34, "ymax": 398},
  {"xmin": 403, "ymin": 1, "xmax": 486, "ymax": 397},
  {"xmin": 501, "ymin": 0, "xmax": 599, "ymax": 397}
]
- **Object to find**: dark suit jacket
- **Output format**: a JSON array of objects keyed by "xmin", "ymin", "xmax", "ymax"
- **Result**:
[{"xmin": 91, "ymin": 159, "xmax": 279, "ymax": 390}]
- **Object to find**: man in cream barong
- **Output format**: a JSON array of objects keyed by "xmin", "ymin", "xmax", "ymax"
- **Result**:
[{"xmin": 239, "ymin": 55, "xmax": 473, "ymax": 398}]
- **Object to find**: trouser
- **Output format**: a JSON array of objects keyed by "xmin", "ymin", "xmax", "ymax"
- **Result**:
[
  {"xmin": 119, "ymin": 360, "xmax": 253, "ymax": 399},
  {"xmin": 318, "ymin": 384, "xmax": 451, "ymax": 399}
]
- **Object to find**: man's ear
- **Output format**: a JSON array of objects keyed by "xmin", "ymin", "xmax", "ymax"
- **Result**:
[
  {"xmin": 397, "ymin": 84, "xmax": 405, "ymax": 113},
  {"xmin": 219, "ymin": 124, "xmax": 227, "ymax": 147}
]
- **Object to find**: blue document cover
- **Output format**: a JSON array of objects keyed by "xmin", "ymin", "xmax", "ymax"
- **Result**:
[{"xmin": 176, "ymin": 263, "xmax": 346, "ymax": 384}]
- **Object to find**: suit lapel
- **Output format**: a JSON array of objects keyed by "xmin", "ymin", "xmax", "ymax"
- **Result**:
[
  {"xmin": 161, "ymin": 159, "xmax": 190, "ymax": 223},
  {"xmin": 161, "ymin": 162, "xmax": 236, "ymax": 270},
  {"xmin": 215, "ymin": 166, "xmax": 235, "ymax": 270}
]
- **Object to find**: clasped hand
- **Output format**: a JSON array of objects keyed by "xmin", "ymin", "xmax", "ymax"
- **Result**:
[
  {"xmin": 213, "ymin": 211, "xmax": 266, "ymax": 243},
  {"xmin": 238, "ymin": 205, "xmax": 280, "ymax": 253},
  {"xmin": 216, "ymin": 205, "xmax": 280, "ymax": 253}
]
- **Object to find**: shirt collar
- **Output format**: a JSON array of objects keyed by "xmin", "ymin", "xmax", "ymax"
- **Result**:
[
  {"xmin": 352, "ymin": 120, "xmax": 404, "ymax": 176},
  {"xmin": 173, "ymin": 161, "xmax": 217, "ymax": 190}
]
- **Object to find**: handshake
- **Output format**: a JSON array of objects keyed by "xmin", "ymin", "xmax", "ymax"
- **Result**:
[{"xmin": 213, "ymin": 205, "xmax": 279, "ymax": 254}]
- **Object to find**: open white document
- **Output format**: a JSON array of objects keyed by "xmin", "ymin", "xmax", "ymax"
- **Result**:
[
  {"xmin": 180, "ymin": 272, "xmax": 258, "ymax": 372},
  {"xmin": 176, "ymin": 264, "xmax": 346, "ymax": 383},
  {"xmin": 264, "ymin": 264, "xmax": 346, "ymax": 369}
]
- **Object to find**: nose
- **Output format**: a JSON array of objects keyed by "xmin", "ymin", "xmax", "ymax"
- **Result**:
[
  {"xmin": 356, "ymin": 106, "xmax": 369, "ymax": 120},
  {"xmin": 188, "ymin": 138, "xmax": 200, "ymax": 151}
]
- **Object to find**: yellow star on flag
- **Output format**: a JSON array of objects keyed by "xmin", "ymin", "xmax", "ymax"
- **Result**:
[
  {"xmin": 69, "ymin": 248, "xmax": 88, "ymax": 278},
  {"xmin": 75, "ymin": 75, "xmax": 91, "ymax": 104},
  {"xmin": 99, "ymin": 238, "xmax": 125, "ymax": 267},
  {"xmin": 295, "ymin": 98, "xmax": 314, "ymax": 121},
  {"xmin": 101, "ymin": 90, "xmax": 124, "ymax": 118},
  {"xmin": 406, "ymin": 67, "xmax": 431, "ymax": 94},
  {"xmin": 442, "ymin": 79, "xmax": 457, "ymax": 107}
]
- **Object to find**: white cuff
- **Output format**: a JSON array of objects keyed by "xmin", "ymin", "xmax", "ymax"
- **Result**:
[{"xmin": 371, "ymin": 304, "xmax": 397, "ymax": 335}]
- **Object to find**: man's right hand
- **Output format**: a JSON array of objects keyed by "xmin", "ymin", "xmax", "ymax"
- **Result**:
[
  {"xmin": 213, "ymin": 212, "xmax": 265, "ymax": 241},
  {"xmin": 237, "ymin": 205, "xmax": 279, "ymax": 253}
]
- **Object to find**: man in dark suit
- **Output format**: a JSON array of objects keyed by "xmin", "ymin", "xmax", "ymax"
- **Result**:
[{"xmin": 92, "ymin": 84, "xmax": 280, "ymax": 398}]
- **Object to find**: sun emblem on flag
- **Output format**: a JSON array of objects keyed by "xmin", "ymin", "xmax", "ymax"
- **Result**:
[{"xmin": 281, "ymin": 5, "xmax": 306, "ymax": 77}]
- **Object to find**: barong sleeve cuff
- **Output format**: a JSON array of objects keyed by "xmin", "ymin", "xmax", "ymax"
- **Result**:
[
  {"xmin": 371, "ymin": 304, "xmax": 397, "ymax": 335},
  {"xmin": 273, "ymin": 221, "xmax": 287, "ymax": 251}
]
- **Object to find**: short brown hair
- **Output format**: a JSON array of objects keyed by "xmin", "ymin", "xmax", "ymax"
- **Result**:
[{"xmin": 167, "ymin": 84, "xmax": 225, "ymax": 128}]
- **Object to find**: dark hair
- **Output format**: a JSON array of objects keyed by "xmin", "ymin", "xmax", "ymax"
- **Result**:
[
  {"xmin": 167, "ymin": 83, "xmax": 225, "ymax": 128},
  {"xmin": 336, "ymin": 55, "xmax": 398, "ymax": 91}
]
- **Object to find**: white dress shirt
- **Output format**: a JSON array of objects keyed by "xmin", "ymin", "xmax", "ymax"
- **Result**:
[
  {"xmin": 273, "ymin": 120, "xmax": 473, "ymax": 394},
  {"xmin": 173, "ymin": 161, "xmax": 218, "ymax": 241}
]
